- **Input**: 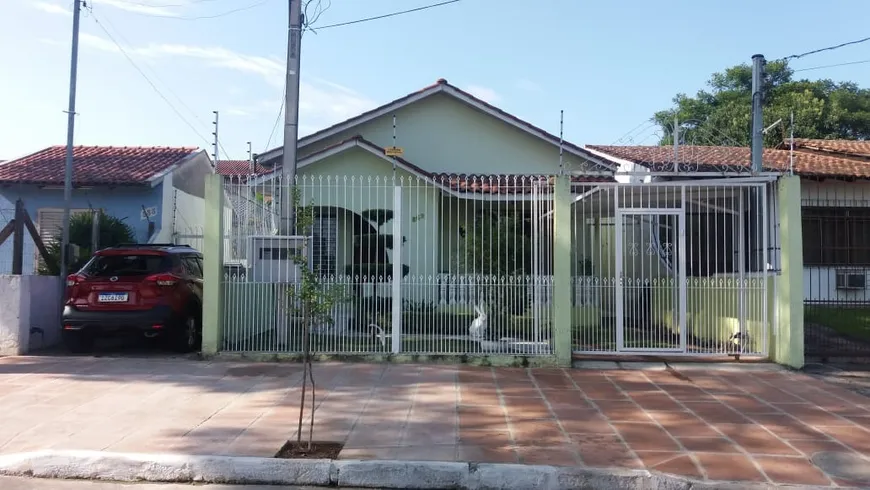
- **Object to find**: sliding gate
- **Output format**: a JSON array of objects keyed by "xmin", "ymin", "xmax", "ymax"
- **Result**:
[{"xmin": 572, "ymin": 180, "xmax": 775, "ymax": 357}]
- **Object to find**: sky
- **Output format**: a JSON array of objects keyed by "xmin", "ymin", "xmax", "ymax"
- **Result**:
[{"xmin": 2, "ymin": 0, "xmax": 870, "ymax": 161}]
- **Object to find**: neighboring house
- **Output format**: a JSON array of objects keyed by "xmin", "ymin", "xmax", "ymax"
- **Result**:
[
  {"xmin": 584, "ymin": 141, "xmax": 870, "ymax": 355},
  {"xmin": 0, "ymin": 145, "xmax": 213, "ymax": 273}
]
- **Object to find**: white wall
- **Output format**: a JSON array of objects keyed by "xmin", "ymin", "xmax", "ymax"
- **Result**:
[
  {"xmin": 0, "ymin": 275, "xmax": 62, "ymax": 355},
  {"xmin": 153, "ymin": 151, "xmax": 212, "ymax": 247}
]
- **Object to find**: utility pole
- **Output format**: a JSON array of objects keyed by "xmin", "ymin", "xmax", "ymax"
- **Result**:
[
  {"xmin": 60, "ymin": 0, "xmax": 82, "ymax": 282},
  {"xmin": 212, "ymin": 111, "xmax": 220, "ymax": 168},
  {"xmin": 280, "ymin": 0, "xmax": 303, "ymax": 235},
  {"xmin": 750, "ymin": 54, "xmax": 765, "ymax": 172},
  {"xmin": 247, "ymin": 141, "xmax": 253, "ymax": 169}
]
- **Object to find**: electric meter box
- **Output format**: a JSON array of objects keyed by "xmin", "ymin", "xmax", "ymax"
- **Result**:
[{"xmin": 247, "ymin": 235, "xmax": 311, "ymax": 283}]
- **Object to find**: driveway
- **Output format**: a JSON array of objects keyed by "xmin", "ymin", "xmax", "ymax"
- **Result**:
[{"xmin": 0, "ymin": 356, "xmax": 868, "ymax": 487}]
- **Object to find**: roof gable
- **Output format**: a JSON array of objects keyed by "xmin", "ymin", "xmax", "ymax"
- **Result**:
[
  {"xmin": 0, "ymin": 146, "xmax": 200, "ymax": 186},
  {"xmin": 256, "ymin": 79, "xmax": 615, "ymax": 173}
]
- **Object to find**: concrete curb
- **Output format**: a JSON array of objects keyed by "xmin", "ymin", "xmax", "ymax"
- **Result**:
[{"xmin": 0, "ymin": 450, "xmax": 855, "ymax": 490}]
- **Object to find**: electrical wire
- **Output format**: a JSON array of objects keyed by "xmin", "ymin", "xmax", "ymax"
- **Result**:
[
  {"xmin": 89, "ymin": 13, "xmax": 213, "ymax": 147},
  {"xmin": 105, "ymin": 0, "xmax": 227, "ymax": 8},
  {"xmin": 312, "ymin": 0, "xmax": 461, "ymax": 30},
  {"xmin": 90, "ymin": 10, "xmax": 212, "ymax": 136},
  {"xmin": 264, "ymin": 87, "xmax": 286, "ymax": 153},
  {"xmin": 793, "ymin": 58, "xmax": 870, "ymax": 72},
  {"xmin": 99, "ymin": 0, "xmax": 270, "ymax": 20},
  {"xmin": 779, "ymin": 36, "xmax": 870, "ymax": 61},
  {"xmin": 303, "ymin": 0, "xmax": 331, "ymax": 29}
]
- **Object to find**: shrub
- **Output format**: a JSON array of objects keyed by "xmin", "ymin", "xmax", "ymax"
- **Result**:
[{"xmin": 39, "ymin": 212, "xmax": 135, "ymax": 275}]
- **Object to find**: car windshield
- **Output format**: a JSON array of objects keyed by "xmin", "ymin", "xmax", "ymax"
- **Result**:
[{"xmin": 83, "ymin": 254, "xmax": 172, "ymax": 277}]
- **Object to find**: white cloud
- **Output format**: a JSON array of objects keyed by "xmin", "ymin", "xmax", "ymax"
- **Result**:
[
  {"xmin": 225, "ymin": 108, "xmax": 252, "ymax": 117},
  {"xmin": 95, "ymin": 0, "xmax": 181, "ymax": 17},
  {"xmin": 515, "ymin": 79, "xmax": 542, "ymax": 92},
  {"xmin": 77, "ymin": 34, "xmax": 377, "ymax": 134},
  {"xmin": 464, "ymin": 85, "xmax": 501, "ymax": 104},
  {"xmin": 32, "ymin": 1, "xmax": 71, "ymax": 16}
]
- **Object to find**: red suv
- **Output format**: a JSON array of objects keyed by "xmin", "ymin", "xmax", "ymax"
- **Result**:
[{"xmin": 62, "ymin": 244, "xmax": 204, "ymax": 353}]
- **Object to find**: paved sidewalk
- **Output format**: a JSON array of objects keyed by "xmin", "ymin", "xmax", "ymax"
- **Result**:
[
  {"xmin": 0, "ymin": 356, "xmax": 869, "ymax": 487},
  {"xmin": 0, "ymin": 476, "xmax": 323, "ymax": 490}
]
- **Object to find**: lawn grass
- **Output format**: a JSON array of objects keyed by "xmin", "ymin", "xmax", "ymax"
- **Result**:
[{"xmin": 805, "ymin": 306, "xmax": 870, "ymax": 342}]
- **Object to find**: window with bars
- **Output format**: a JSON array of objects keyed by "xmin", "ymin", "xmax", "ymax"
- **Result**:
[
  {"xmin": 802, "ymin": 207, "xmax": 870, "ymax": 266},
  {"xmin": 311, "ymin": 210, "xmax": 337, "ymax": 275}
]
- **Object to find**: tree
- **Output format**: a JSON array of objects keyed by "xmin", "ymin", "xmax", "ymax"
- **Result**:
[
  {"xmin": 38, "ymin": 212, "xmax": 136, "ymax": 275},
  {"xmin": 654, "ymin": 61, "xmax": 870, "ymax": 147},
  {"xmin": 285, "ymin": 189, "xmax": 347, "ymax": 453},
  {"xmin": 459, "ymin": 210, "xmax": 533, "ymax": 316}
]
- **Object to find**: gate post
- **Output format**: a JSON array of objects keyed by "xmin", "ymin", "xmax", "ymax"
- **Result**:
[
  {"xmin": 202, "ymin": 174, "xmax": 225, "ymax": 355},
  {"xmin": 772, "ymin": 175, "xmax": 804, "ymax": 368},
  {"xmin": 553, "ymin": 175, "xmax": 572, "ymax": 366}
]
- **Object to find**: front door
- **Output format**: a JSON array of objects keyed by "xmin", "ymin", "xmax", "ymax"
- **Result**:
[{"xmin": 615, "ymin": 210, "xmax": 686, "ymax": 352}]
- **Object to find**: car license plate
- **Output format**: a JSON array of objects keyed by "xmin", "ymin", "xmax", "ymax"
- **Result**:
[{"xmin": 98, "ymin": 293, "xmax": 128, "ymax": 303}]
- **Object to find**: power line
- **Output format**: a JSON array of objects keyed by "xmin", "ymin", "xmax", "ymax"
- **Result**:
[
  {"xmin": 313, "ymin": 0, "xmax": 461, "ymax": 30},
  {"xmin": 91, "ymin": 10, "xmax": 212, "ymax": 135},
  {"xmin": 780, "ymin": 36, "xmax": 870, "ymax": 61},
  {"xmin": 101, "ymin": 0, "xmax": 270, "ymax": 20},
  {"xmin": 264, "ymin": 92, "xmax": 285, "ymax": 153},
  {"xmin": 793, "ymin": 58, "xmax": 870, "ymax": 72},
  {"xmin": 106, "ymin": 0, "xmax": 226, "ymax": 8},
  {"xmin": 89, "ymin": 13, "xmax": 212, "ymax": 146}
]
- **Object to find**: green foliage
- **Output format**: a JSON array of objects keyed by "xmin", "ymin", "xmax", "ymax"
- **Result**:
[
  {"xmin": 654, "ymin": 61, "xmax": 870, "ymax": 146},
  {"xmin": 460, "ymin": 212, "xmax": 532, "ymax": 276},
  {"xmin": 458, "ymin": 211, "xmax": 533, "ymax": 315},
  {"xmin": 576, "ymin": 256, "xmax": 593, "ymax": 276},
  {"xmin": 38, "ymin": 212, "xmax": 136, "ymax": 275}
]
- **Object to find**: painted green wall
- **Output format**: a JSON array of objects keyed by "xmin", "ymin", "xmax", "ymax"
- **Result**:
[
  {"xmin": 292, "ymin": 146, "xmax": 442, "ymax": 279},
  {"xmin": 301, "ymin": 93, "xmax": 593, "ymax": 175}
]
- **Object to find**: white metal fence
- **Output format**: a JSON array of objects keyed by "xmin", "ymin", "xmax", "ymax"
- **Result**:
[
  {"xmin": 218, "ymin": 174, "xmax": 555, "ymax": 356},
  {"xmin": 570, "ymin": 180, "xmax": 775, "ymax": 357},
  {"xmin": 212, "ymin": 173, "xmax": 776, "ymax": 358}
]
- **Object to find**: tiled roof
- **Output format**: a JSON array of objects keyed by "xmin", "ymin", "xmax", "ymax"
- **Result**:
[
  {"xmin": 215, "ymin": 159, "xmax": 266, "ymax": 176},
  {"xmin": 586, "ymin": 144, "xmax": 870, "ymax": 178},
  {"xmin": 788, "ymin": 138, "xmax": 870, "ymax": 159},
  {"xmin": 0, "ymin": 145, "xmax": 199, "ymax": 186},
  {"xmin": 432, "ymin": 173, "xmax": 613, "ymax": 194}
]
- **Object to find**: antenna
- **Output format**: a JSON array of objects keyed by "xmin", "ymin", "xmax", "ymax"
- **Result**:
[
  {"xmin": 789, "ymin": 111, "xmax": 795, "ymax": 175},
  {"xmin": 392, "ymin": 114, "xmax": 397, "ymax": 175},
  {"xmin": 762, "ymin": 118, "xmax": 783, "ymax": 135},
  {"xmin": 212, "ymin": 110, "xmax": 219, "ymax": 168},
  {"xmin": 559, "ymin": 109, "xmax": 565, "ymax": 175}
]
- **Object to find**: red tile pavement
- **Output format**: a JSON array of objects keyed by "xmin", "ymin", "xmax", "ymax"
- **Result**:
[{"xmin": 0, "ymin": 357, "xmax": 869, "ymax": 487}]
